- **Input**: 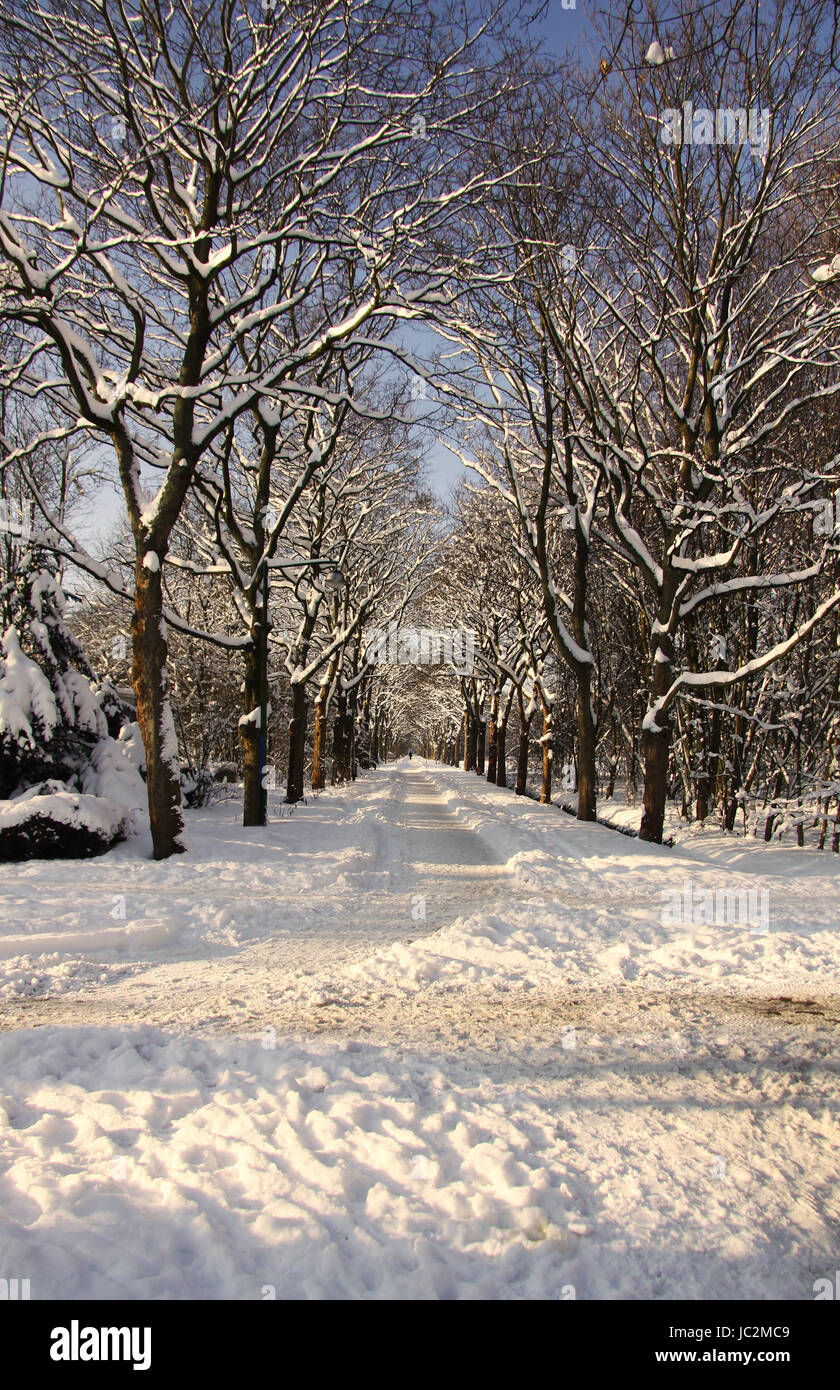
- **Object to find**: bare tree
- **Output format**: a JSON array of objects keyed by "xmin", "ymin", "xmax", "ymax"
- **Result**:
[
  {"xmin": 0, "ymin": 0, "xmax": 524, "ymax": 854},
  {"xmin": 538, "ymin": 0, "xmax": 840, "ymax": 840}
]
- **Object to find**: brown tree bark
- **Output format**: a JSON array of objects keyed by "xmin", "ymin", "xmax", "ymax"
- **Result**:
[
  {"xmin": 496, "ymin": 717, "xmax": 508, "ymax": 787},
  {"xmin": 465, "ymin": 707, "xmax": 478, "ymax": 771},
  {"xmin": 240, "ymin": 641, "xmax": 262, "ymax": 826},
  {"xmin": 540, "ymin": 702, "xmax": 553, "ymax": 805},
  {"xmin": 132, "ymin": 557, "xmax": 185, "ymax": 859},
  {"xmin": 576, "ymin": 665, "xmax": 597, "ymax": 821},
  {"xmin": 348, "ymin": 685, "xmax": 358, "ymax": 780},
  {"xmin": 486, "ymin": 696, "xmax": 498, "ymax": 782},
  {"xmin": 515, "ymin": 693, "xmax": 531, "ymax": 795},
  {"xmin": 569, "ymin": 467, "xmax": 597, "ymax": 822},
  {"xmin": 286, "ymin": 682, "xmax": 308, "ymax": 803},
  {"xmin": 332, "ymin": 694, "xmax": 353, "ymax": 784},
  {"xmin": 640, "ymin": 719, "xmax": 670, "ymax": 843},
  {"xmin": 312, "ymin": 683, "xmax": 328, "ymax": 789},
  {"xmin": 516, "ymin": 726, "xmax": 529, "ymax": 793},
  {"xmin": 639, "ymin": 590, "xmax": 677, "ymax": 844}
]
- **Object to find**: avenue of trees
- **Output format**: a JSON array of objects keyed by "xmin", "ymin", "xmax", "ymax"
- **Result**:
[{"xmin": 1, "ymin": 0, "xmax": 839, "ymax": 857}]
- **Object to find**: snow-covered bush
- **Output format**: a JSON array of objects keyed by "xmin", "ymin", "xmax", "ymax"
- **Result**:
[
  {"xmin": 211, "ymin": 761, "xmax": 239, "ymax": 784},
  {"xmin": 0, "ymin": 783, "xmax": 133, "ymax": 860},
  {"xmin": 0, "ymin": 562, "xmax": 146, "ymax": 857},
  {"xmin": 180, "ymin": 765, "xmax": 226, "ymax": 808},
  {"xmin": 82, "ymin": 723, "xmax": 147, "ymax": 809},
  {"xmin": 0, "ymin": 567, "xmax": 109, "ymax": 796}
]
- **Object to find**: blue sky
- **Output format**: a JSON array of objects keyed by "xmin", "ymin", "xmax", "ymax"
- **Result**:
[
  {"xmin": 424, "ymin": 0, "xmax": 594, "ymax": 500},
  {"xmin": 540, "ymin": 0, "xmax": 592, "ymax": 56}
]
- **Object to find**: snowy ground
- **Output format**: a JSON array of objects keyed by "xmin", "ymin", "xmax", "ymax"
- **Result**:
[{"xmin": 0, "ymin": 760, "xmax": 838, "ymax": 1299}]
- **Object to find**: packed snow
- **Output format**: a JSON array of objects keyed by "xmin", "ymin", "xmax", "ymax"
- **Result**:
[{"xmin": 0, "ymin": 760, "xmax": 838, "ymax": 1299}]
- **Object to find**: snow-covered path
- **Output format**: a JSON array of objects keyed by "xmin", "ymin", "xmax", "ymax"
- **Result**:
[
  {"xmin": 1, "ymin": 760, "xmax": 838, "ymax": 1300},
  {"xmin": 0, "ymin": 766, "xmax": 506, "ymax": 1033}
]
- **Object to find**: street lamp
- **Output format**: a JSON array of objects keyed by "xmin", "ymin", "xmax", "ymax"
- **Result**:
[{"xmin": 321, "ymin": 567, "xmax": 346, "ymax": 593}]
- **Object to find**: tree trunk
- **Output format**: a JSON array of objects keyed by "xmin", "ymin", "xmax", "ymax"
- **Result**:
[
  {"xmin": 466, "ymin": 709, "xmax": 477, "ymax": 771},
  {"xmin": 286, "ymin": 682, "xmax": 308, "ymax": 803},
  {"xmin": 540, "ymin": 705, "xmax": 552, "ymax": 805},
  {"xmin": 486, "ymin": 703, "xmax": 498, "ymax": 782},
  {"xmin": 696, "ymin": 668, "xmax": 722, "ymax": 822},
  {"xmin": 516, "ymin": 715, "xmax": 530, "ymax": 795},
  {"xmin": 576, "ymin": 666, "xmax": 597, "ymax": 821},
  {"xmin": 606, "ymin": 721, "xmax": 618, "ymax": 798},
  {"xmin": 476, "ymin": 718, "xmax": 486, "ymax": 775},
  {"xmin": 695, "ymin": 766, "xmax": 709, "ymax": 823},
  {"xmin": 132, "ymin": 559, "xmax": 186, "ymax": 858},
  {"xmin": 640, "ymin": 721, "xmax": 670, "ymax": 843},
  {"xmin": 495, "ymin": 718, "xmax": 507, "ymax": 787},
  {"xmin": 312, "ymin": 685, "xmax": 328, "ymax": 789},
  {"xmin": 240, "ymin": 642, "xmax": 263, "ymax": 826},
  {"xmin": 763, "ymin": 768, "xmax": 785, "ymax": 841},
  {"xmin": 568, "ymin": 487, "xmax": 597, "ymax": 822},
  {"xmin": 332, "ymin": 695, "xmax": 353, "ymax": 784},
  {"xmin": 640, "ymin": 601, "xmax": 676, "ymax": 845},
  {"xmin": 348, "ymin": 687, "xmax": 358, "ymax": 779}
]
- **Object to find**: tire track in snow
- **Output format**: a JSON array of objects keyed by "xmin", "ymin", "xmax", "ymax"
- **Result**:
[{"xmin": 0, "ymin": 768, "xmax": 509, "ymax": 1032}]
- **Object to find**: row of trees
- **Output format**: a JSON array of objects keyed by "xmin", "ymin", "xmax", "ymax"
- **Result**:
[
  {"xmin": 0, "ymin": 0, "xmax": 533, "ymax": 854},
  {"xmin": 420, "ymin": 0, "xmax": 840, "ymax": 845},
  {"xmin": 418, "ymin": 477, "xmax": 840, "ymax": 849},
  {"xmin": 2, "ymin": 0, "xmax": 839, "ymax": 854}
]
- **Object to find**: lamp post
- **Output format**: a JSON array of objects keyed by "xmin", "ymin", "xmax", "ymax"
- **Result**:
[{"xmin": 257, "ymin": 557, "xmax": 346, "ymax": 826}]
